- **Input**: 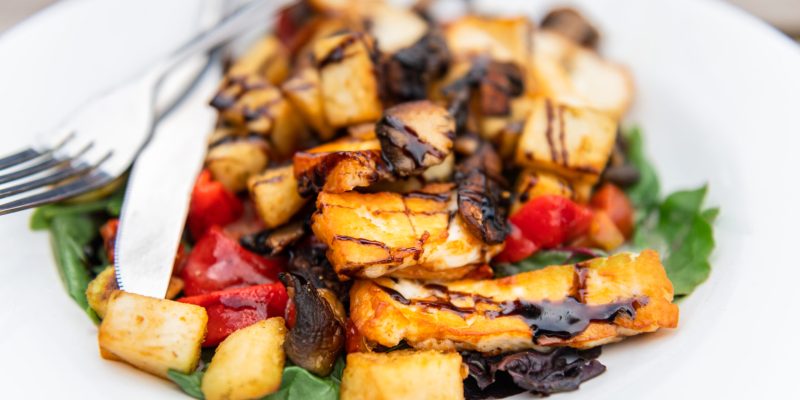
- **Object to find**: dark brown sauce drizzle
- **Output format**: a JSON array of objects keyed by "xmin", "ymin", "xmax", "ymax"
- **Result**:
[
  {"xmin": 544, "ymin": 99, "xmax": 559, "ymax": 163},
  {"xmin": 317, "ymin": 35, "xmax": 358, "ymax": 69},
  {"xmin": 557, "ymin": 104, "xmax": 569, "ymax": 166},
  {"xmin": 379, "ymin": 114, "xmax": 445, "ymax": 171}
]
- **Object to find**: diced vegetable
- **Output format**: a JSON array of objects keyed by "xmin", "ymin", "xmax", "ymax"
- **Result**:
[
  {"xmin": 444, "ymin": 15, "xmax": 532, "ymax": 68},
  {"xmin": 227, "ymin": 35, "xmax": 289, "ymax": 85},
  {"xmin": 98, "ymin": 291, "xmax": 207, "ymax": 378},
  {"xmin": 178, "ymin": 283, "xmax": 288, "ymax": 347},
  {"xmin": 493, "ymin": 223, "xmax": 538, "ymax": 263},
  {"xmin": 584, "ymin": 210, "xmax": 626, "ymax": 251},
  {"xmin": 206, "ymin": 139, "xmax": 269, "ymax": 193},
  {"xmin": 248, "ymin": 165, "xmax": 308, "ymax": 229},
  {"xmin": 340, "ymin": 350, "xmax": 465, "ymax": 400},
  {"xmin": 87, "ymin": 267, "xmax": 184, "ymax": 319},
  {"xmin": 293, "ymin": 137, "xmax": 389, "ymax": 196},
  {"xmin": 282, "ymin": 68, "xmax": 335, "ymax": 140},
  {"xmin": 509, "ymin": 195, "xmax": 592, "ymax": 249},
  {"xmin": 181, "ymin": 226, "xmax": 283, "ymax": 297},
  {"xmin": 591, "ymin": 183, "xmax": 634, "ymax": 238},
  {"xmin": 201, "ymin": 318, "xmax": 287, "ymax": 400},
  {"xmin": 187, "ymin": 170, "xmax": 243, "ymax": 240}
]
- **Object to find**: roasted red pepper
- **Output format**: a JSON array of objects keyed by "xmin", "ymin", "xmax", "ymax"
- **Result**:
[
  {"xmin": 590, "ymin": 183, "xmax": 635, "ymax": 238},
  {"xmin": 99, "ymin": 218, "xmax": 119, "ymax": 263},
  {"xmin": 178, "ymin": 283, "xmax": 288, "ymax": 346},
  {"xmin": 497, "ymin": 195, "xmax": 593, "ymax": 261},
  {"xmin": 187, "ymin": 169, "xmax": 243, "ymax": 240},
  {"xmin": 181, "ymin": 226, "xmax": 284, "ymax": 296}
]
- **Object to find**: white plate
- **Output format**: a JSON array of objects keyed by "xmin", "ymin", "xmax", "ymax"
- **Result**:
[{"xmin": 1, "ymin": 0, "xmax": 799, "ymax": 398}]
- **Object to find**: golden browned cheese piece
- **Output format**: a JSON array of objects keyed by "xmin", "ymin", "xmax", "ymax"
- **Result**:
[
  {"xmin": 293, "ymin": 137, "xmax": 390, "ymax": 196},
  {"xmin": 350, "ymin": 250, "xmax": 678, "ymax": 353},
  {"xmin": 311, "ymin": 186, "xmax": 502, "ymax": 280}
]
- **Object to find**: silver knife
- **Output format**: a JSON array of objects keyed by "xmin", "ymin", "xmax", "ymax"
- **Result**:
[{"xmin": 114, "ymin": 55, "xmax": 222, "ymax": 298}]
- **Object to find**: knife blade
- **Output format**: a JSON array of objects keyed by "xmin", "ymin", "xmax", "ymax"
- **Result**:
[{"xmin": 115, "ymin": 55, "xmax": 222, "ymax": 298}]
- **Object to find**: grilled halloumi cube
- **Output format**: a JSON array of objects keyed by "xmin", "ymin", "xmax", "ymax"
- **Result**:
[
  {"xmin": 511, "ymin": 169, "xmax": 591, "ymax": 213},
  {"xmin": 248, "ymin": 165, "xmax": 308, "ymax": 229},
  {"xmin": 206, "ymin": 138, "xmax": 269, "ymax": 193},
  {"xmin": 444, "ymin": 16, "xmax": 532, "ymax": 68},
  {"xmin": 311, "ymin": 186, "xmax": 502, "ymax": 280},
  {"xmin": 314, "ymin": 32, "xmax": 383, "ymax": 127},
  {"xmin": 514, "ymin": 98, "xmax": 617, "ymax": 184},
  {"xmin": 531, "ymin": 31, "xmax": 634, "ymax": 118},
  {"xmin": 349, "ymin": 250, "xmax": 678, "ymax": 353},
  {"xmin": 341, "ymin": 350, "xmax": 465, "ymax": 400},
  {"xmin": 293, "ymin": 137, "xmax": 390, "ymax": 196},
  {"xmin": 282, "ymin": 68, "xmax": 335, "ymax": 140},
  {"xmin": 228, "ymin": 35, "xmax": 289, "ymax": 85}
]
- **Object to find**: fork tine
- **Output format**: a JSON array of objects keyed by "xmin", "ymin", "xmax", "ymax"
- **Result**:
[
  {"xmin": 0, "ymin": 148, "xmax": 41, "ymax": 171},
  {"xmin": 0, "ymin": 141, "xmax": 93, "ymax": 185},
  {"xmin": 0, "ymin": 171, "xmax": 113, "ymax": 215},
  {"xmin": 0, "ymin": 163, "xmax": 93, "ymax": 200}
]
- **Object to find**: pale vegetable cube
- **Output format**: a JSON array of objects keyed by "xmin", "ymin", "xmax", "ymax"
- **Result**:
[
  {"xmin": 98, "ymin": 291, "xmax": 207, "ymax": 378},
  {"xmin": 228, "ymin": 35, "xmax": 289, "ymax": 85},
  {"xmin": 201, "ymin": 318, "xmax": 287, "ymax": 400},
  {"xmin": 444, "ymin": 15, "xmax": 532, "ymax": 68},
  {"xmin": 515, "ymin": 98, "xmax": 616, "ymax": 184},
  {"xmin": 206, "ymin": 139, "xmax": 269, "ymax": 193},
  {"xmin": 87, "ymin": 267, "xmax": 185, "ymax": 318},
  {"xmin": 282, "ymin": 68, "xmax": 335, "ymax": 140},
  {"xmin": 341, "ymin": 350, "xmax": 465, "ymax": 400},
  {"xmin": 248, "ymin": 165, "xmax": 308, "ymax": 229}
]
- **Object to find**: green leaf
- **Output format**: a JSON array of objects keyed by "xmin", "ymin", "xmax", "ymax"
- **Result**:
[
  {"xmin": 265, "ymin": 359, "xmax": 345, "ymax": 400},
  {"xmin": 30, "ymin": 189, "xmax": 124, "ymax": 230},
  {"xmin": 48, "ymin": 214, "xmax": 100, "ymax": 323},
  {"xmin": 167, "ymin": 369, "xmax": 205, "ymax": 400},
  {"xmin": 494, "ymin": 249, "xmax": 607, "ymax": 278},
  {"xmin": 625, "ymin": 126, "xmax": 661, "ymax": 223}
]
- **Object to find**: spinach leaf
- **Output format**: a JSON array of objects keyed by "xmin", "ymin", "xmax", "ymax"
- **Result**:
[
  {"xmin": 47, "ymin": 214, "xmax": 100, "ymax": 323},
  {"xmin": 266, "ymin": 358, "xmax": 345, "ymax": 400},
  {"xmin": 167, "ymin": 369, "xmax": 205, "ymax": 400},
  {"xmin": 625, "ymin": 127, "xmax": 660, "ymax": 223},
  {"xmin": 494, "ymin": 248, "xmax": 607, "ymax": 278},
  {"xmin": 30, "ymin": 189, "xmax": 123, "ymax": 231}
]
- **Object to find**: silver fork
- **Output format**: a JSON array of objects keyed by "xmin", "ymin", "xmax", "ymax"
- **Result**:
[{"xmin": 0, "ymin": 0, "xmax": 288, "ymax": 215}]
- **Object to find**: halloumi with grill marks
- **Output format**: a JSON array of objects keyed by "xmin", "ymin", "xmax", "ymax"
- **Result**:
[
  {"xmin": 311, "ymin": 185, "xmax": 502, "ymax": 280},
  {"xmin": 293, "ymin": 137, "xmax": 391, "ymax": 196},
  {"xmin": 349, "ymin": 250, "xmax": 678, "ymax": 353},
  {"xmin": 514, "ymin": 97, "xmax": 617, "ymax": 185}
]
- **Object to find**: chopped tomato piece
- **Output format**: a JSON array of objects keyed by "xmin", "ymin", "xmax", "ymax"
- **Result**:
[
  {"xmin": 494, "ymin": 223, "xmax": 539, "ymax": 263},
  {"xmin": 590, "ymin": 183, "xmax": 634, "ymax": 238},
  {"xmin": 510, "ymin": 195, "xmax": 593, "ymax": 249},
  {"xmin": 99, "ymin": 218, "xmax": 119, "ymax": 263},
  {"xmin": 181, "ymin": 226, "xmax": 284, "ymax": 296},
  {"xmin": 586, "ymin": 210, "xmax": 626, "ymax": 251},
  {"xmin": 187, "ymin": 169, "xmax": 243, "ymax": 240},
  {"xmin": 178, "ymin": 283, "xmax": 288, "ymax": 346}
]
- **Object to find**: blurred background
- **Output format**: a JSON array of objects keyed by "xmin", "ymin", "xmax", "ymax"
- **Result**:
[{"xmin": 1, "ymin": 0, "xmax": 799, "ymax": 37}]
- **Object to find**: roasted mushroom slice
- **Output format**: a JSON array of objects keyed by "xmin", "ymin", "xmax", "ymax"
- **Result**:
[
  {"xmin": 514, "ymin": 98, "xmax": 617, "ymax": 185},
  {"xmin": 240, "ymin": 221, "xmax": 306, "ymax": 257},
  {"xmin": 293, "ymin": 137, "xmax": 391, "ymax": 196},
  {"xmin": 287, "ymin": 237, "xmax": 350, "ymax": 303},
  {"xmin": 541, "ymin": 8, "xmax": 600, "ymax": 49},
  {"xmin": 382, "ymin": 30, "xmax": 451, "ymax": 102},
  {"xmin": 455, "ymin": 142, "xmax": 509, "ymax": 245},
  {"xmin": 314, "ymin": 32, "xmax": 383, "ymax": 127},
  {"xmin": 279, "ymin": 273, "xmax": 345, "ymax": 377},
  {"xmin": 376, "ymin": 100, "xmax": 455, "ymax": 177}
]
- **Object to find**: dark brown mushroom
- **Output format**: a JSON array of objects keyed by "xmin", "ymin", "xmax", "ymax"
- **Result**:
[
  {"xmin": 442, "ymin": 58, "xmax": 524, "ymax": 128},
  {"xmin": 287, "ymin": 236, "xmax": 350, "ymax": 303},
  {"xmin": 279, "ymin": 272, "xmax": 345, "ymax": 377},
  {"xmin": 382, "ymin": 29, "xmax": 451, "ymax": 102},
  {"xmin": 239, "ymin": 220, "xmax": 307, "ymax": 256},
  {"xmin": 455, "ymin": 142, "xmax": 509, "ymax": 244},
  {"xmin": 376, "ymin": 100, "xmax": 455, "ymax": 177},
  {"xmin": 541, "ymin": 8, "xmax": 600, "ymax": 49}
]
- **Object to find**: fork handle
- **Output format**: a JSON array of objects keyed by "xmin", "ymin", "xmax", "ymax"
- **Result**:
[{"xmin": 149, "ymin": 0, "xmax": 291, "ymax": 84}]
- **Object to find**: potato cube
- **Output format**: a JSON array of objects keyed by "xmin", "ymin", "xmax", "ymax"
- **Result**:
[
  {"xmin": 98, "ymin": 291, "xmax": 207, "ymax": 378},
  {"xmin": 515, "ymin": 98, "xmax": 616, "ymax": 184},
  {"xmin": 201, "ymin": 318, "xmax": 287, "ymax": 400},
  {"xmin": 365, "ymin": 3, "xmax": 427, "ymax": 54},
  {"xmin": 444, "ymin": 15, "xmax": 532, "ymax": 68},
  {"xmin": 206, "ymin": 139, "xmax": 269, "ymax": 193},
  {"xmin": 282, "ymin": 68, "xmax": 335, "ymax": 140},
  {"xmin": 87, "ymin": 267, "xmax": 184, "ymax": 318},
  {"xmin": 341, "ymin": 350, "xmax": 465, "ymax": 400},
  {"xmin": 248, "ymin": 165, "xmax": 308, "ymax": 229},
  {"xmin": 314, "ymin": 32, "xmax": 383, "ymax": 127},
  {"xmin": 228, "ymin": 35, "xmax": 289, "ymax": 85}
]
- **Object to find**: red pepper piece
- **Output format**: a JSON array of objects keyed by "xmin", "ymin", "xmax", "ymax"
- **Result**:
[
  {"xmin": 179, "ymin": 283, "xmax": 288, "ymax": 346},
  {"xmin": 509, "ymin": 195, "xmax": 593, "ymax": 249},
  {"xmin": 187, "ymin": 169, "xmax": 243, "ymax": 240},
  {"xmin": 181, "ymin": 226, "xmax": 284, "ymax": 296},
  {"xmin": 494, "ymin": 223, "xmax": 539, "ymax": 263}
]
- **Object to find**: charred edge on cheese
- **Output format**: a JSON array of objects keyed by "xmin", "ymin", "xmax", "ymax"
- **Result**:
[{"xmin": 294, "ymin": 150, "xmax": 390, "ymax": 197}]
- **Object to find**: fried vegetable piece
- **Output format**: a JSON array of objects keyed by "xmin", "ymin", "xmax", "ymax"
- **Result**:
[
  {"xmin": 98, "ymin": 291, "xmax": 207, "ymax": 378},
  {"xmin": 531, "ymin": 31, "xmax": 633, "ymax": 118},
  {"xmin": 280, "ymin": 273, "xmax": 345, "ymax": 376},
  {"xmin": 455, "ymin": 142, "xmax": 509, "ymax": 244},
  {"xmin": 365, "ymin": 3, "xmax": 428, "ymax": 54},
  {"xmin": 201, "ymin": 317, "xmax": 287, "ymax": 400},
  {"xmin": 87, "ymin": 267, "xmax": 183, "ymax": 318},
  {"xmin": 282, "ymin": 68, "xmax": 335, "ymax": 140},
  {"xmin": 206, "ymin": 138, "xmax": 269, "ymax": 192},
  {"xmin": 210, "ymin": 75, "xmax": 305, "ymax": 156},
  {"xmin": 514, "ymin": 98, "xmax": 617, "ymax": 185},
  {"xmin": 228, "ymin": 35, "xmax": 290, "ymax": 85},
  {"xmin": 350, "ymin": 250, "xmax": 678, "ymax": 353},
  {"xmin": 444, "ymin": 15, "xmax": 532, "ymax": 68},
  {"xmin": 511, "ymin": 169, "xmax": 591, "ymax": 213},
  {"xmin": 382, "ymin": 30, "xmax": 451, "ymax": 102},
  {"xmin": 311, "ymin": 185, "xmax": 502, "ymax": 280},
  {"xmin": 340, "ymin": 350, "xmax": 466, "ymax": 400},
  {"xmin": 376, "ymin": 100, "xmax": 455, "ymax": 177},
  {"xmin": 314, "ymin": 32, "xmax": 383, "ymax": 127},
  {"xmin": 293, "ymin": 137, "xmax": 390, "ymax": 196},
  {"xmin": 248, "ymin": 165, "xmax": 308, "ymax": 229},
  {"xmin": 541, "ymin": 8, "xmax": 600, "ymax": 49}
]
